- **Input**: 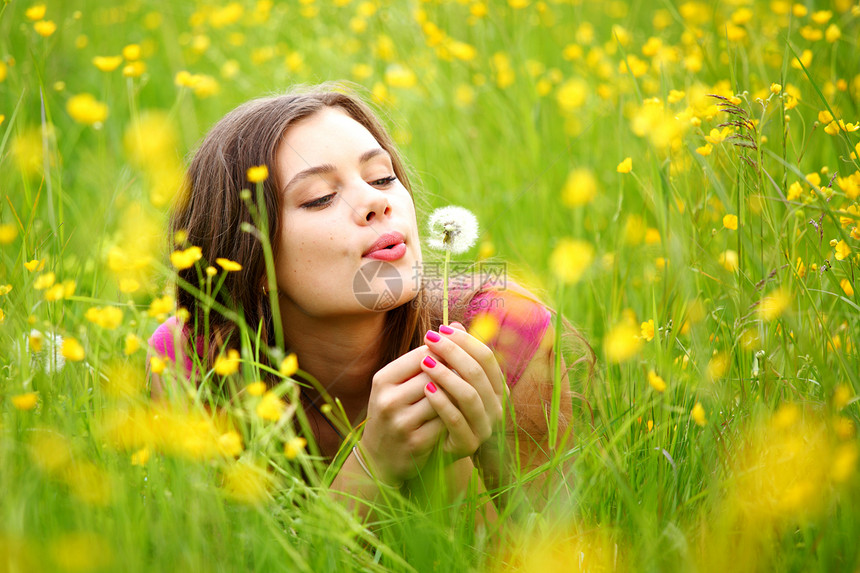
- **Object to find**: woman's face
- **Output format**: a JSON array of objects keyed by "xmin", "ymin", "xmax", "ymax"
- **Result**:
[{"xmin": 273, "ymin": 107, "xmax": 422, "ymax": 318}]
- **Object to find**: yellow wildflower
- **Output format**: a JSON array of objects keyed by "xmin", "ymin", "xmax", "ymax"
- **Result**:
[
  {"xmin": 758, "ymin": 288, "xmax": 791, "ymax": 321},
  {"xmin": 92, "ymin": 56, "xmax": 122, "ymax": 72},
  {"xmin": 62, "ymin": 338, "xmax": 86, "ymax": 362},
  {"xmin": 284, "ymin": 437, "xmax": 307, "ymax": 459},
  {"xmin": 691, "ymin": 402, "xmax": 706, "ymax": 426},
  {"xmin": 34, "ymin": 20, "xmax": 56, "ymax": 37},
  {"xmin": 696, "ymin": 144, "xmax": 713, "ymax": 156},
  {"xmin": 647, "ymin": 370, "xmax": 666, "ymax": 393},
  {"xmin": 25, "ymin": 4, "xmax": 47, "ymax": 20},
  {"xmin": 246, "ymin": 381, "xmax": 267, "ymax": 397},
  {"xmin": 24, "ymin": 259, "xmax": 45, "ymax": 272},
  {"xmin": 216, "ymin": 258, "xmax": 242, "ymax": 272},
  {"xmin": 280, "ymin": 353, "xmax": 299, "ymax": 377},
  {"xmin": 549, "ymin": 239, "xmax": 594, "ymax": 284},
  {"xmin": 841, "ymin": 279, "xmax": 854, "ymax": 297},
  {"xmin": 218, "ymin": 432, "xmax": 244, "ymax": 457},
  {"xmin": 122, "ymin": 44, "xmax": 141, "ymax": 60},
  {"xmin": 149, "ymin": 356, "xmax": 167, "ymax": 374},
  {"xmin": 124, "ymin": 333, "xmax": 142, "ymax": 355},
  {"xmin": 834, "ymin": 240, "xmax": 850, "ymax": 261},
  {"xmin": 0, "ymin": 223, "xmax": 18, "ymax": 243},
  {"xmin": 33, "ymin": 272, "xmax": 56, "ymax": 290},
  {"xmin": 723, "ymin": 214, "xmax": 738, "ymax": 230},
  {"xmin": 170, "ymin": 246, "xmax": 203, "ymax": 270},
  {"xmin": 246, "ymin": 165, "xmax": 269, "ymax": 183},
  {"xmin": 604, "ymin": 322, "xmax": 642, "ymax": 363},
  {"xmin": 641, "ymin": 319, "xmax": 655, "ymax": 342},
  {"xmin": 12, "ymin": 392, "xmax": 39, "ymax": 411},
  {"xmin": 770, "ymin": 83, "xmax": 782, "ymax": 94},
  {"xmin": 256, "ymin": 391, "xmax": 286, "ymax": 421},
  {"xmin": 561, "ymin": 168, "xmax": 597, "ymax": 207},
  {"xmin": 616, "ymin": 157, "xmax": 632, "ymax": 173},
  {"xmin": 66, "ymin": 94, "xmax": 108, "ymax": 125},
  {"xmin": 213, "ymin": 349, "xmax": 241, "ymax": 376}
]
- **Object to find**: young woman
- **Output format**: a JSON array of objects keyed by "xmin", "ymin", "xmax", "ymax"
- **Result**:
[{"xmin": 148, "ymin": 84, "xmax": 590, "ymax": 513}]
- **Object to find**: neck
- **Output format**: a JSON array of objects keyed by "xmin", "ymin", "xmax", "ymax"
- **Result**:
[{"xmin": 278, "ymin": 299, "xmax": 387, "ymax": 420}]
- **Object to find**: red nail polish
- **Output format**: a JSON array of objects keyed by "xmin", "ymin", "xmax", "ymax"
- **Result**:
[
  {"xmin": 422, "ymin": 356, "xmax": 436, "ymax": 368},
  {"xmin": 426, "ymin": 382, "xmax": 437, "ymax": 393},
  {"xmin": 426, "ymin": 330, "xmax": 441, "ymax": 343},
  {"xmin": 439, "ymin": 324, "xmax": 455, "ymax": 335}
]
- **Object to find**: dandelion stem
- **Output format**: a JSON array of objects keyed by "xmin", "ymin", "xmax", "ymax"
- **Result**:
[{"xmin": 442, "ymin": 244, "xmax": 451, "ymax": 326}]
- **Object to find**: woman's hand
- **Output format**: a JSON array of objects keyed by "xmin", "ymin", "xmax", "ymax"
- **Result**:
[
  {"xmin": 420, "ymin": 322, "xmax": 505, "ymax": 460},
  {"xmin": 360, "ymin": 345, "xmax": 448, "ymax": 485}
]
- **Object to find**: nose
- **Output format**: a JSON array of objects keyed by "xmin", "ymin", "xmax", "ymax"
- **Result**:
[{"xmin": 355, "ymin": 182, "xmax": 392, "ymax": 224}]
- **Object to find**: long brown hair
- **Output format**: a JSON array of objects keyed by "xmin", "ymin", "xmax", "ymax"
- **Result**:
[{"xmin": 171, "ymin": 83, "xmax": 431, "ymax": 374}]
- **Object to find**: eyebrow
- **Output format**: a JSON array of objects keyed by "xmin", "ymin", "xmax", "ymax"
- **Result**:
[{"xmin": 282, "ymin": 148, "xmax": 391, "ymax": 195}]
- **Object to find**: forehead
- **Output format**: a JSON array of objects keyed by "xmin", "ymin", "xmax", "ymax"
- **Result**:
[{"xmin": 277, "ymin": 107, "xmax": 384, "ymax": 179}]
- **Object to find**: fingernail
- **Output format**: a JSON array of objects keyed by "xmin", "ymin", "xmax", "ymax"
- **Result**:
[
  {"xmin": 422, "ymin": 356, "xmax": 437, "ymax": 368},
  {"xmin": 425, "ymin": 330, "xmax": 441, "ymax": 343},
  {"xmin": 426, "ymin": 382, "xmax": 437, "ymax": 393},
  {"xmin": 439, "ymin": 324, "xmax": 455, "ymax": 335}
]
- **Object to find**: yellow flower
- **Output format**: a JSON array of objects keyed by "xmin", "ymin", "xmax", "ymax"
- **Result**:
[
  {"xmin": 723, "ymin": 214, "xmax": 738, "ymax": 230},
  {"xmin": 757, "ymin": 288, "xmax": 791, "ymax": 321},
  {"xmin": 66, "ymin": 94, "xmax": 108, "ymax": 125},
  {"xmin": 33, "ymin": 272, "xmax": 56, "ymax": 290},
  {"xmin": 834, "ymin": 240, "xmax": 850, "ymax": 261},
  {"xmin": 92, "ymin": 56, "xmax": 122, "ymax": 72},
  {"xmin": 647, "ymin": 370, "xmax": 666, "ymax": 393},
  {"xmin": 205, "ymin": 266, "xmax": 217, "ymax": 277},
  {"xmin": 246, "ymin": 165, "xmax": 269, "ymax": 183},
  {"xmin": 33, "ymin": 20, "xmax": 56, "ymax": 37},
  {"xmin": 707, "ymin": 352, "xmax": 729, "ymax": 380},
  {"xmin": 62, "ymin": 337, "xmax": 86, "ymax": 362},
  {"xmin": 616, "ymin": 157, "xmax": 633, "ymax": 174},
  {"xmin": 122, "ymin": 44, "xmax": 141, "ymax": 60},
  {"xmin": 12, "ymin": 392, "xmax": 39, "ymax": 411},
  {"xmin": 468, "ymin": 312, "xmax": 499, "ymax": 343},
  {"xmin": 0, "ymin": 223, "xmax": 18, "ymax": 244},
  {"xmin": 216, "ymin": 258, "xmax": 242, "ymax": 272},
  {"xmin": 131, "ymin": 447, "xmax": 150, "ymax": 466},
  {"xmin": 124, "ymin": 333, "xmax": 142, "ymax": 355},
  {"xmin": 218, "ymin": 431, "xmax": 244, "ymax": 457},
  {"xmin": 119, "ymin": 278, "xmax": 140, "ymax": 293},
  {"xmin": 24, "ymin": 259, "xmax": 45, "ymax": 272},
  {"xmin": 556, "ymin": 78, "xmax": 589, "ymax": 111},
  {"xmin": 279, "ymin": 353, "xmax": 299, "ymax": 377},
  {"xmin": 256, "ymin": 391, "xmax": 286, "ymax": 421},
  {"xmin": 213, "ymin": 349, "xmax": 241, "ymax": 376},
  {"xmin": 84, "ymin": 306, "xmax": 123, "ymax": 330},
  {"xmin": 549, "ymin": 239, "xmax": 594, "ymax": 284},
  {"xmin": 667, "ymin": 89, "xmax": 685, "ymax": 103},
  {"xmin": 0, "ymin": 284, "xmax": 11, "ymax": 296},
  {"xmin": 149, "ymin": 356, "xmax": 167, "ymax": 374},
  {"xmin": 691, "ymin": 402, "xmax": 706, "ymax": 426},
  {"xmin": 384, "ymin": 64, "xmax": 417, "ymax": 88},
  {"xmin": 770, "ymin": 83, "xmax": 782, "ymax": 94},
  {"xmin": 222, "ymin": 460, "xmax": 271, "ymax": 505},
  {"xmin": 25, "ymin": 4, "xmax": 47, "ymax": 20},
  {"xmin": 284, "ymin": 437, "xmax": 307, "ymax": 459},
  {"xmin": 147, "ymin": 295, "xmax": 174, "ymax": 320},
  {"xmin": 696, "ymin": 144, "xmax": 713, "ymax": 156},
  {"xmin": 841, "ymin": 279, "xmax": 854, "ymax": 297},
  {"xmin": 640, "ymin": 319, "xmax": 655, "ymax": 342},
  {"xmin": 561, "ymin": 168, "xmax": 597, "ymax": 207},
  {"xmin": 246, "ymin": 381, "xmax": 267, "ymax": 396},
  {"xmin": 170, "ymin": 246, "xmax": 203, "ymax": 270},
  {"xmin": 604, "ymin": 322, "xmax": 643, "ymax": 363},
  {"xmin": 122, "ymin": 61, "xmax": 146, "ymax": 78}
]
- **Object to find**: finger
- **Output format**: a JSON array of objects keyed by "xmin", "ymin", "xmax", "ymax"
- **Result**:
[
  {"xmin": 423, "ymin": 379, "xmax": 481, "ymax": 456},
  {"xmin": 421, "ymin": 354, "xmax": 492, "ymax": 442},
  {"xmin": 424, "ymin": 329, "xmax": 503, "ymax": 418},
  {"xmin": 373, "ymin": 345, "xmax": 438, "ymax": 387}
]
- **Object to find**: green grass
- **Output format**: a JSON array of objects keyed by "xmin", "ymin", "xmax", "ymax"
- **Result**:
[{"xmin": 2, "ymin": 0, "xmax": 860, "ymax": 571}]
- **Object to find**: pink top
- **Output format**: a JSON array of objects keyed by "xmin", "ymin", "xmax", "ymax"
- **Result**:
[{"xmin": 148, "ymin": 281, "xmax": 552, "ymax": 387}]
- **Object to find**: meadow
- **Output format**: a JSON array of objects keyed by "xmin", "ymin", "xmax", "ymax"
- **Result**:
[{"xmin": 1, "ymin": 0, "xmax": 860, "ymax": 570}]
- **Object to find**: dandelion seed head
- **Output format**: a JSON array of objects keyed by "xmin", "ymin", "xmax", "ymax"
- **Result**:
[{"xmin": 426, "ymin": 206, "xmax": 479, "ymax": 254}]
